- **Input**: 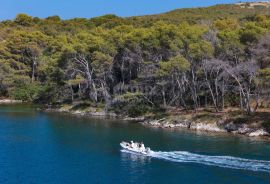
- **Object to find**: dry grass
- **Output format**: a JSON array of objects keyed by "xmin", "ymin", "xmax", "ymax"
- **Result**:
[{"xmin": 165, "ymin": 107, "xmax": 270, "ymax": 128}]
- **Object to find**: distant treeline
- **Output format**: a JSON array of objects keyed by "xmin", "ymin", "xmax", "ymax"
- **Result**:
[{"xmin": 0, "ymin": 4, "xmax": 270, "ymax": 115}]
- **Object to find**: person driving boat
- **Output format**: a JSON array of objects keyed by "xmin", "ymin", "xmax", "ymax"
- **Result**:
[
  {"xmin": 140, "ymin": 143, "xmax": 145, "ymax": 151},
  {"xmin": 131, "ymin": 141, "xmax": 135, "ymax": 148}
]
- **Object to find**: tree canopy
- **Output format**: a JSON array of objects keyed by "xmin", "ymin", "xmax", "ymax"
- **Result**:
[{"xmin": 0, "ymin": 4, "xmax": 270, "ymax": 115}]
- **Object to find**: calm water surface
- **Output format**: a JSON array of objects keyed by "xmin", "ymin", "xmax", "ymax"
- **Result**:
[{"xmin": 0, "ymin": 105, "xmax": 270, "ymax": 184}]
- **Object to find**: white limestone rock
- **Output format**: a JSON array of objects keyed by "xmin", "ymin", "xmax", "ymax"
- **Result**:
[
  {"xmin": 190, "ymin": 122, "xmax": 226, "ymax": 132},
  {"xmin": 249, "ymin": 129, "xmax": 269, "ymax": 137}
]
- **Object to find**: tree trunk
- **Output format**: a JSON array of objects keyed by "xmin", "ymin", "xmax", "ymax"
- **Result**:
[
  {"xmin": 191, "ymin": 67, "xmax": 198, "ymax": 110},
  {"xmin": 221, "ymin": 80, "xmax": 225, "ymax": 111},
  {"xmin": 245, "ymin": 92, "xmax": 251, "ymax": 115},
  {"xmin": 214, "ymin": 78, "xmax": 219, "ymax": 109},
  {"xmin": 203, "ymin": 69, "xmax": 218, "ymax": 112},
  {"xmin": 176, "ymin": 76, "xmax": 187, "ymax": 109},
  {"xmin": 239, "ymin": 89, "xmax": 243, "ymax": 110},
  {"xmin": 31, "ymin": 58, "xmax": 37, "ymax": 83},
  {"xmin": 101, "ymin": 82, "xmax": 111, "ymax": 113},
  {"xmin": 70, "ymin": 85, "xmax": 74, "ymax": 103},
  {"xmin": 205, "ymin": 94, "xmax": 207, "ymax": 107},
  {"xmin": 254, "ymin": 92, "xmax": 260, "ymax": 112},
  {"xmin": 162, "ymin": 85, "xmax": 167, "ymax": 108},
  {"xmin": 85, "ymin": 66, "xmax": 98, "ymax": 102},
  {"xmin": 207, "ymin": 81, "xmax": 219, "ymax": 112}
]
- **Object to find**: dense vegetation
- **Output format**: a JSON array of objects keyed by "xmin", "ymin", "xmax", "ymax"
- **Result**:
[{"xmin": 0, "ymin": 4, "xmax": 270, "ymax": 117}]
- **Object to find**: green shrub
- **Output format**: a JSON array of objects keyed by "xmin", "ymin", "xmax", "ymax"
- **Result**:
[
  {"xmin": 11, "ymin": 83, "xmax": 43, "ymax": 101},
  {"xmin": 128, "ymin": 104, "xmax": 150, "ymax": 117}
]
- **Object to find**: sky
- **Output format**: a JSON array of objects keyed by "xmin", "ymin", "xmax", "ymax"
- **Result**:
[{"xmin": 0, "ymin": 0, "xmax": 258, "ymax": 20}]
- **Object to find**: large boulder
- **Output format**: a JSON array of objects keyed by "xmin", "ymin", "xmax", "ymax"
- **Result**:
[
  {"xmin": 142, "ymin": 119, "xmax": 165, "ymax": 127},
  {"xmin": 237, "ymin": 127, "xmax": 253, "ymax": 134},
  {"xmin": 190, "ymin": 122, "xmax": 226, "ymax": 132},
  {"xmin": 224, "ymin": 122, "xmax": 240, "ymax": 132},
  {"xmin": 174, "ymin": 120, "xmax": 192, "ymax": 128}
]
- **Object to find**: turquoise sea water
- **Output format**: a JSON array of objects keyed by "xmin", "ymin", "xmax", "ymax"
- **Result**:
[{"xmin": 0, "ymin": 104, "xmax": 270, "ymax": 184}]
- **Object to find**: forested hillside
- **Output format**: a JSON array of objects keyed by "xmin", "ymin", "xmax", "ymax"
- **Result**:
[
  {"xmin": 135, "ymin": 4, "xmax": 270, "ymax": 24},
  {"xmin": 0, "ymin": 3, "xmax": 270, "ymax": 117}
]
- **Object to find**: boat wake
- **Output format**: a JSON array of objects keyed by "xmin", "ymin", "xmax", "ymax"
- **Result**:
[{"xmin": 121, "ymin": 149, "xmax": 270, "ymax": 173}]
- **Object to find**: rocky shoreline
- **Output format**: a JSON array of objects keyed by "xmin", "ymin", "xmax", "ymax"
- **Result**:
[
  {"xmin": 44, "ymin": 106, "xmax": 270, "ymax": 138},
  {"xmin": 0, "ymin": 99, "xmax": 23, "ymax": 104},
  {"xmin": 140, "ymin": 118, "xmax": 270, "ymax": 137}
]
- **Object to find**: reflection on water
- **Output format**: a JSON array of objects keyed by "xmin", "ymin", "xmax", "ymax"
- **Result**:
[
  {"xmin": 121, "ymin": 150, "xmax": 152, "ymax": 164},
  {"xmin": 0, "ymin": 104, "xmax": 39, "ymax": 119}
]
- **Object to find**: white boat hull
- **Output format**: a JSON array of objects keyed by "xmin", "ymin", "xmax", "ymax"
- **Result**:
[{"xmin": 120, "ymin": 142, "xmax": 152, "ymax": 155}]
